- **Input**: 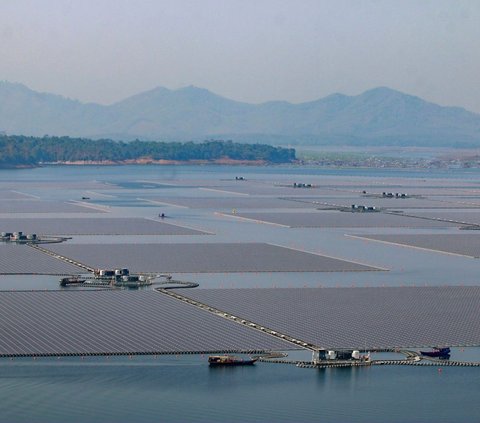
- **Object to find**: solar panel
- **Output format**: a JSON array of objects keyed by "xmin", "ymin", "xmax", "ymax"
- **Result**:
[
  {"xmin": 283, "ymin": 196, "xmax": 480, "ymax": 209},
  {"xmin": 234, "ymin": 211, "xmax": 460, "ymax": 228},
  {"xmin": 43, "ymin": 243, "xmax": 379, "ymax": 273},
  {"xmin": 0, "ymin": 218, "xmax": 206, "ymax": 235},
  {"xmin": 0, "ymin": 201, "xmax": 104, "ymax": 214},
  {"xmin": 0, "ymin": 244, "xmax": 82, "ymax": 275},
  {"xmin": 0, "ymin": 290, "xmax": 292, "ymax": 356},
  {"xmin": 356, "ymin": 234, "xmax": 480, "ymax": 258},
  {"xmin": 145, "ymin": 197, "xmax": 315, "ymax": 209},
  {"xmin": 178, "ymin": 286, "xmax": 480, "ymax": 349}
]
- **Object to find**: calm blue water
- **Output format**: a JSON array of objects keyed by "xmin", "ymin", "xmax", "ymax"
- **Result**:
[
  {"xmin": 2, "ymin": 165, "xmax": 480, "ymax": 422},
  {"xmin": 3, "ymin": 163, "xmax": 480, "ymax": 182},
  {"xmin": 1, "ymin": 355, "xmax": 479, "ymax": 423}
]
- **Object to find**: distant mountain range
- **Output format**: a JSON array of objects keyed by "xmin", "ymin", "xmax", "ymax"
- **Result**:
[{"xmin": 1, "ymin": 81, "xmax": 480, "ymax": 147}]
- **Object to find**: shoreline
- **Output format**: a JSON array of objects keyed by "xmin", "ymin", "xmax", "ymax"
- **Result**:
[
  {"xmin": 41, "ymin": 158, "xmax": 270, "ymax": 166},
  {"xmin": 3, "ymin": 158, "xmax": 480, "ymax": 170}
]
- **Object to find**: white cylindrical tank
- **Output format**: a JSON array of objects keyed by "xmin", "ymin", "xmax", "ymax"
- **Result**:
[
  {"xmin": 115, "ymin": 269, "xmax": 122, "ymax": 276},
  {"xmin": 99, "ymin": 269, "xmax": 106, "ymax": 276},
  {"xmin": 327, "ymin": 350, "xmax": 337, "ymax": 360},
  {"xmin": 352, "ymin": 350, "xmax": 360, "ymax": 360}
]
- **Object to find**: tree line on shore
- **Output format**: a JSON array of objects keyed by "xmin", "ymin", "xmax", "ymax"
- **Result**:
[{"xmin": 0, "ymin": 135, "xmax": 296, "ymax": 166}]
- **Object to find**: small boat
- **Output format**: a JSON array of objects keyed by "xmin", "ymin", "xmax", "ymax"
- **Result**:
[
  {"xmin": 420, "ymin": 347, "xmax": 451, "ymax": 358},
  {"xmin": 59, "ymin": 276, "xmax": 86, "ymax": 287},
  {"xmin": 208, "ymin": 355, "xmax": 258, "ymax": 366}
]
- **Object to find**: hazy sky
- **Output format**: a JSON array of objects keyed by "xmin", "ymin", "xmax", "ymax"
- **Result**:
[{"xmin": 1, "ymin": 0, "xmax": 479, "ymax": 112}]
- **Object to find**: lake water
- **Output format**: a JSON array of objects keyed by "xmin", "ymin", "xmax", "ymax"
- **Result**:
[
  {"xmin": 1, "ymin": 165, "xmax": 480, "ymax": 422},
  {"xmin": 1, "ymin": 354, "xmax": 479, "ymax": 423}
]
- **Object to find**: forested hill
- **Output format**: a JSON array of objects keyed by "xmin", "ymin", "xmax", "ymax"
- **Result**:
[{"xmin": 0, "ymin": 135, "xmax": 295, "ymax": 167}]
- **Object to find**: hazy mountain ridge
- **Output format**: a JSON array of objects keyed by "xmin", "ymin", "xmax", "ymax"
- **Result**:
[{"xmin": 1, "ymin": 81, "xmax": 480, "ymax": 146}]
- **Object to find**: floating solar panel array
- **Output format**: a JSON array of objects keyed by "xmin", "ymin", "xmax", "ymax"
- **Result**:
[
  {"xmin": 196, "ymin": 184, "xmax": 346, "ymax": 196},
  {"xmin": 404, "ymin": 210, "xmax": 480, "ymax": 226},
  {"xmin": 0, "ymin": 201, "xmax": 103, "ymax": 214},
  {"xmin": 43, "ymin": 243, "xmax": 379, "ymax": 273},
  {"xmin": 357, "ymin": 234, "xmax": 480, "ymax": 258},
  {"xmin": 145, "ymin": 197, "xmax": 315, "ymax": 209},
  {"xmin": 0, "ymin": 290, "xmax": 292, "ymax": 356},
  {"xmin": 0, "ymin": 245, "xmax": 82, "ymax": 275},
  {"xmin": 178, "ymin": 287, "xmax": 480, "ymax": 349},
  {"xmin": 0, "ymin": 191, "xmax": 33, "ymax": 200},
  {"xmin": 0, "ymin": 218, "xmax": 206, "ymax": 235},
  {"xmin": 0, "ymin": 181, "xmax": 113, "ymax": 190},
  {"xmin": 234, "ymin": 211, "xmax": 460, "ymax": 228},
  {"xmin": 283, "ymin": 196, "xmax": 480, "ymax": 209},
  {"xmin": 432, "ymin": 196, "xmax": 480, "ymax": 207}
]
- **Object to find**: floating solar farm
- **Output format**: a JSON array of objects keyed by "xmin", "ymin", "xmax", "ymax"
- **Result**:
[
  {"xmin": 0, "ymin": 218, "xmax": 206, "ymax": 235},
  {"xmin": 233, "ymin": 211, "xmax": 461, "ymax": 228},
  {"xmin": 2, "ymin": 168, "xmax": 480, "ymax": 358},
  {"xmin": 0, "ymin": 244, "xmax": 82, "ymax": 275},
  {"xmin": 176, "ymin": 286, "xmax": 480, "ymax": 349},
  {"xmin": 144, "ymin": 196, "xmax": 316, "ymax": 209},
  {"xmin": 41, "ymin": 242, "xmax": 378, "ymax": 273},
  {"xmin": 0, "ymin": 200, "xmax": 104, "ymax": 214},
  {"xmin": 282, "ymin": 196, "xmax": 480, "ymax": 209},
  {"xmin": 0, "ymin": 190, "xmax": 35, "ymax": 200},
  {"xmin": 0, "ymin": 290, "xmax": 292, "ymax": 356},
  {"xmin": 399, "ymin": 210, "xmax": 480, "ymax": 226},
  {"xmin": 355, "ymin": 234, "xmax": 480, "ymax": 258}
]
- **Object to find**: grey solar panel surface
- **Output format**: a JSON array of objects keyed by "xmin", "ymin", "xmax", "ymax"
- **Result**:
[
  {"xmin": 0, "ymin": 218, "xmax": 205, "ymax": 235},
  {"xmin": 357, "ymin": 234, "xmax": 480, "ymax": 257},
  {"xmin": 432, "ymin": 196, "xmax": 480, "ymax": 206},
  {"xmin": 360, "ymin": 187, "xmax": 480, "ymax": 196},
  {"xmin": 43, "ymin": 243, "xmax": 378, "ymax": 273},
  {"xmin": 0, "ymin": 191, "xmax": 32, "ymax": 199},
  {"xmin": 0, "ymin": 201, "xmax": 103, "ymax": 214},
  {"xmin": 284, "ymin": 196, "xmax": 480, "ymax": 209},
  {"xmin": 208, "ymin": 185, "xmax": 347, "ymax": 196},
  {"xmin": 178, "ymin": 287, "xmax": 480, "ymax": 349},
  {"xmin": 0, "ymin": 244, "xmax": 82, "ymax": 274},
  {"xmin": 0, "ymin": 181, "xmax": 113, "ymax": 190},
  {"xmin": 0, "ymin": 290, "xmax": 292, "ymax": 356},
  {"xmin": 402, "ymin": 211, "xmax": 480, "ymax": 225},
  {"xmin": 146, "ymin": 197, "xmax": 316, "ymax": 209},
  {"xmin": 235, "ymin": 211, "xmax": 460, "ymax": 228}
]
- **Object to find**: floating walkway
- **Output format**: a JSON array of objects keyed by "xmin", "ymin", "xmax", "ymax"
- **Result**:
[
  {"xmin": 261, "ymin": 357, "xmax": 480, "ymax": 369},
  {"xmin": 28, "ymin": 243, "xmax": 93, "ymax": 272},
  {"xmin": 259, "ymin": 349, "xmax": 480, "ymax": 369},
  {"xmin": 157, "ymin": 287, "xmax": 317, "ymax": 351}
]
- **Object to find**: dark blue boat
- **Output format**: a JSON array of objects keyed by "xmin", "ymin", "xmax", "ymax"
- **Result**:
[
  {"xmin": 208, "ymin": 355, "xmax": 258, "ymax": 366},
  {"xmin": 420, "ymin": 347, "xmax": 451, "ymax": 358}
]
